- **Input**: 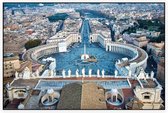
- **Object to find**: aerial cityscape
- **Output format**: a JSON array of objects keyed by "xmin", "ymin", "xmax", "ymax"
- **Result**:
[{"xmin": 3, "ymin": 3, "xmax": 165, "ymax": 110}]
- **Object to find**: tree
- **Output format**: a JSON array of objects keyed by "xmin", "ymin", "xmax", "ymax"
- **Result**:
[{"xmin": 25, "ymin": 39, "xmax": 41, "ymax": 50}]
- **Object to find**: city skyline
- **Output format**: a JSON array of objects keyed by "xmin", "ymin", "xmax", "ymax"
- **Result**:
[{"xmin": 3, "ymin": 2, "xmax": 165, "ymax": 110}]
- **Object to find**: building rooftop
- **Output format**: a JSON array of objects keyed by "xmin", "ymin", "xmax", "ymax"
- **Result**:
[
  {"xmin": 32, "ymin": 63, "xmax": 43, "ymax": 72},
  {"xmin": 24, "ymin": 90, "xmax": 41, "ymax": 109},
  {"xmin": 47, "ymin": 18, "xmax": 81, "ymax": 42},
  {"xmin": 3, "ymin": 53, "xmax": 14, "ymax": 58},
  {"xmin": 57, "ymin": 83, "xmax": 82, "ymax": 109},
  {"xmin": 63, "ymin": 18, "xmax": 82, "ymax": 32},
  {"xmin": 35, "ymin": 78, "xmax": 131, "ymax": 90},
  {"xmin": 49, "ymin": 31, "xmax": 71, "ymax": 40},
  {"xmin": 16, "ymin": 61, "xmax": 32, "ymax": 72},
  {"xmin": 89, "ymin": 20, "xmax": 111, "ymax": 38},
  {"xmin": 10, "ymin": 79, "xmax": 39, "ymax": 88},
  {"xmin": 158, "ymin": 59, "xmax": 165, "ymax": 67},
  {"xmin": 150, "ymin": 42, "xmax": 164, "ymax": 49},
  {"xmin": 10, "ymin": 76, "xmax": 157, "ymax": 90},
  {"xmin": 81, "ymin": 82, "xmax": 107, "ymax": 109},
  {"xmin": 5, "ymin": 99, "xmax": 24, "ymax": 110},
  {"xmin": 4, "ymin": 56, "xmax": 19, "ymax": 62},
  {"xmin": 140, "ymin": 79, "xmax": 157, "ymax": 88},
  {"xmin": 7, "ymin": 76, "xmax": 162, "ymax": 109},
  {"xmin": 57, "ymin": 82, "xmax": 106, "ymax": 109},
  {"xmin": 134, "ymin": 35, "xmax": 149, "ymax": 42}
]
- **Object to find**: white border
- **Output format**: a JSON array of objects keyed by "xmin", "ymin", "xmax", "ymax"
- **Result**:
[{"xmin": 0, "ymin": 0, "xmax": 167, "ymax": 113}]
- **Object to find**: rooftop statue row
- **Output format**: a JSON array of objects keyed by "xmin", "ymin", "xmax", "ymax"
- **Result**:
[
  {"xmin": 62, "ymin": 68, "xmax": 105, "ymax": 78},
  {"xmin": 14, "ymin": 65, "xmax": 155, "ymax": 81}
]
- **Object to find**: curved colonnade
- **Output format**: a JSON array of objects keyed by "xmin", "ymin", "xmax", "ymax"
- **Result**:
[
  {"xmin": 23, "ymin": 43, "xmax": 59, "ymax": 64},
  {"xmin": 106, "ymin": 42, "xmax": 148, "ymax": 69},
  {"xmin": 105, "ymin": 89, "xmax": 124, "ymax": 106}
]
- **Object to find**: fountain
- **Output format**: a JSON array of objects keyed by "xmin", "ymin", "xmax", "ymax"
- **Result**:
[
  {"xmin": 105, "ymin": 89, "xmax": 124, "ymax": 106},
  {"xmin": 81, "ymin": 44, "xmax": 97, "ymax": 63},
  {"xmin": 41, "ymin": 88, "xmax": 60, "ymax": 106}
]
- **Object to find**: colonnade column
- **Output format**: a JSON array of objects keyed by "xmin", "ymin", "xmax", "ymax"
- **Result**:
[
  {"xmin": 115, "ymin": 94, "xmax": 118, "ymax": 102},
  {"xmin": 109, "ymin": 45, "xmax": 112, "ymax": 51},
  {"xmin": 106, "ymin": 45, "xmax": 108, "ymax": 51}
]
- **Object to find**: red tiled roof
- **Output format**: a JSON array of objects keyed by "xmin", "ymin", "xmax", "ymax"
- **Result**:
[
  {"xmin": 32, "ymin": 64, "xmax": 42, "ymax": 72},
  {"xmin": 5, "ymin": 99, "xmax": 24, "ymax": 110},
  {"xmin": 129, "ymin": 79, "xmax": 141, "ymax": 88},
  {"xmin": 122, "ymin": 88, "xmax": 134, "ymax": 104}
]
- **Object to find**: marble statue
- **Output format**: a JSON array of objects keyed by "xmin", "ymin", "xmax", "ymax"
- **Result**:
[
  {"xmin": 18, "ymin": 103, "xmax": 24, "ymax": 109},
  {"xmin": 102, "ymin": 69, "xmax": 105, "ymax": 78},
  {"xmin": 31, "ymin": 73, "xmax": 35, "ymax": 78},
  {"xmin": 89, "ymin": 69, "xmax": 92, "ymax": 77},
  {"xmin": 128, "ymin": 70, "xmax": 132, "ymax": 77},
  {"xmin": 82, "ymin": 68, "xmax": 85, "ymax": 77},
  {"xmin": 150, "ymin": 71, "xmax": 154, "ymax": 79},
  {"xmin": 118, "ymin": 59, "xmax": 121, "ymax": 64},
  {"xmin": 68, "ymin": 69, "xmax": 71, "ymax": 77},
  {"xmin": 19, "ymin": 73, "xmax": 23, "ymax": 78},
  {"xmin": 48, "ymin": 58, "xmax": 56, "ymax": 70},
  {"xmin": 23, "ymin": 67, "xmax": 30, "ymax": 79},
  {"xmin": 50, "ymin": 70, "xmax": 54, "ymax": 77},
  {"xmin": 15, "ymin": 71, "xmax": 19, "ymax": 79},
  {"xmin": 137, "ymin": 68, "xmax": 146, "ymax": 80},
  {"xmin": 35, "ymin": 69, "xmax": 39, "ymax": 77},
  {"xmin": 53, "ymin": 70, "xmax": 56, "ymax": 76},
  {"xmin": 62, "ymin": 69, "xmax": 66, "ymax": 78},
  {"xmin": 146, "ymin": 73, "xmax": 149, "ymax": 79},
  {"xmin": 97, "ymin": 69, "xmax": 100, "ymax": 77},
  {"xmin": 6, "ymin": 82, "xmax": 10, "ymax": 89},
  {"xmin": 106, "ymin": 45, "xmax": 108, "ymax": 51},
  {"xmin": 76, "ymin": 69, "xmax": 79, "ymax": 77},
  {"xmin": 114, "ymin": 70, "xmax": 118, "ymax": 77}
]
